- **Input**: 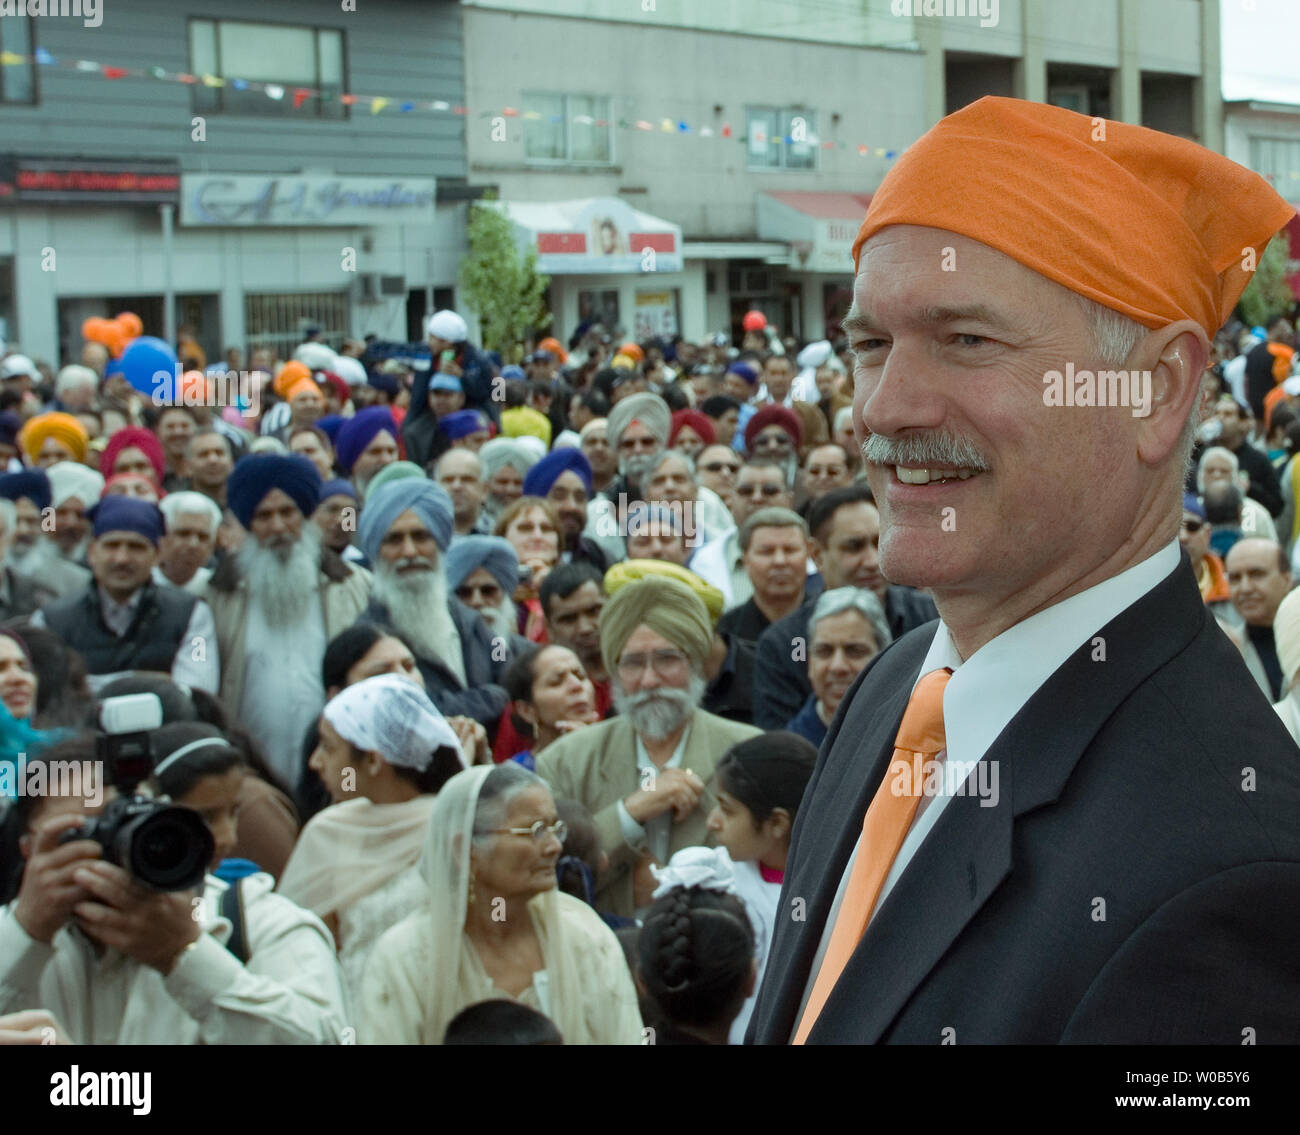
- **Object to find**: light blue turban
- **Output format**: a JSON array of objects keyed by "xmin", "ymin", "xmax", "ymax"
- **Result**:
[
  {"xmin": 358, "ymin": 478, "xmax": 454, "ymax": 562},
  {"xmin": 444, "ymin": 535, "xmax": 520, "ymax": 594},
  {"xmin": 479, "ymin": 437, "xmax": 539, "ymax": 480}
]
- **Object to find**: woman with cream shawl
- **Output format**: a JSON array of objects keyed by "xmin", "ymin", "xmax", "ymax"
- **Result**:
[{"xmin": 359, "ymin": 763, "xmax": 643, "ymax": 1044}]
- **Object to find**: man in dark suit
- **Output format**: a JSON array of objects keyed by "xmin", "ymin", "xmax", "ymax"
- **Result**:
[{"xmin": 748, "ymin": 97, "xmax": 1300, "ymax": 1044}]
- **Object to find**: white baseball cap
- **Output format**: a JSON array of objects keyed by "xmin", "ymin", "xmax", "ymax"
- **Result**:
[{"xmin": 0, "ymin": 354, "xmax": 37, "ymax": 380}]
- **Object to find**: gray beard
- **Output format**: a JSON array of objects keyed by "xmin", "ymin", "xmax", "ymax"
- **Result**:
[
  {"xmin": 8, "ymin": 539, "xmax": 53, "ymax": 576},
  {"xmin": 612, "ymin": 673, "xmax": 705, "ymax": 742},
  {"xmin": 237, "ymin": 524, "xmax": 321, "ymax": 628},
  {"xmin": 372, "ymin": 559, "xmax": 458, "ymax": 666},
  {"xmin": 619, "ymin": 451, "xmax": 661, "ymax": 485},
  {"xmin": 478, "ymin": 596, "xmax": 518, "ymax": 640}
]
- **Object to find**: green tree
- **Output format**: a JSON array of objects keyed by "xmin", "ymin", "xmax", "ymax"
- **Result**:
[
  {"xmin": 1238, "ymin": 231, "xmax": 1297, "ymax": 329},
  {"xmin": 459, "ymin": 195, "xmax": 551, "ymax": 360}
]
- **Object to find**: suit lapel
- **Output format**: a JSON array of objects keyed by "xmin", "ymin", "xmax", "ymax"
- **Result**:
[{"xmin": 807, "ymin": 554, "xmax": 1208, "ymax": 1043}]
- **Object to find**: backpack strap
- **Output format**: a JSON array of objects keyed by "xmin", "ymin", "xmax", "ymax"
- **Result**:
[{"xmin": 220, "ymin": 878, "xmax": 249, "ymax": 964}]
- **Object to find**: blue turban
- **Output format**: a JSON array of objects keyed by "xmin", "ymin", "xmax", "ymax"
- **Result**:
[
  {"xmin": 88, "ymin": 496, "xmax": 165, "ymax": 546},
  {"xmin": 726, "ymin": 361, "xmax": 759, "ymax": 385},
  {"xmin": 501, "ymin": 364, "xmax": 526, "ymax": 381},
  {"xmin": 319, "ymin": 478, "xmax": 358, "ymax": 503},
  {"xmin": 358, "ymin": 478, "xmax": 454, "ymax": 562},
  {"xmin": 1183, "ymin": 493, "xmax": 1207, "ymax": 522},
  {"xmin": 522, "ymin": 447, "xmax": 593, "ymax": 497},
  {"xmin": 0, "ymin": 469, "xmax": 51, "ymax": 511},
  {"xmin": 335, "ymin": 407, "xmax": 398, "ymax": 475},
  {"xmin": 315, "ymin": 415, "xmax": 345, "ymax": 444},
  {"xmin": 0, "ymin": 412, "xmax": 22, "ymax": 449},
  {"xmin": 440, "ymin": 410, "xmax": 488, "ymax": 441},
  {"xmin": 367, "ymin": 371, "xmax": 400, "ymax": 397},
  {"xmin": 444, "ymin": 535, "xmax": 520, "ymax": 593},
  {"xmin": 227, "ymin": 454, "xmax": 322, "ymax": 530}
]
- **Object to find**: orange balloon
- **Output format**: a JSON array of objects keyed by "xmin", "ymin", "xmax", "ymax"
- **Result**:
[
  {"xmin": 102, "ymin": 327, "xmax": 129, "ymax": 358},
  {"xmin": 81, "ymin": 317, "xmax": 115, "ymax": 346},
  {"xmin": 115, "ymin": 312, "xmax": 144, "ymax": 339}
]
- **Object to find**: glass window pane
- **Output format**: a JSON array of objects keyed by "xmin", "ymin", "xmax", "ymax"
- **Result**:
[
  {"xmin": 524, "ymin": 92, "xmax": 565, "ymax": 160},
  {"xmin": 1, "ymin": 15, "xmax": 34, "ymax": 103},
  {"xmin": 569, "ymin": 94, "xmax": 610, "ymax": 163},
  {"xmin": 317, "ymin": 29, "xmax": 344, "ymax": 119},
  {"xmin": 747, "ymin": 108, "xmax": 778, "ymax": 168},
  {"xmin": 218, "ymin": 22, "xmax": 316, "ymax": 83},
  {"xmin": 784, "ymin": 110, "xmax": 816, "ymax": 169},
  {"xmin": 190, "ymin": 19, "xmax": 217, "ymax": 75}
]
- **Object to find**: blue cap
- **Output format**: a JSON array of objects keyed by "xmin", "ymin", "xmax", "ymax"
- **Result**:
[
  {"xmin": 501, "ymin": 365, "xmax": 526, "ymax": 381},
  {"xmin": 430, "ymin": 373, "xmax": 463, "ymax": 393}
]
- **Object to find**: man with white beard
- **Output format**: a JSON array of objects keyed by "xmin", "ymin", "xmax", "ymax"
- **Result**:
[
  {"xmin": 0, "ymin": 498, "xmax": 56, "ymax": 620},
  {"xmin": 356, "ymin": 478, "xmax": 510, "ymax": 730},
  {"xmin": 535, "ymin": 574, "xmax": 759, "ymax": 918},
  {"xmin": 444, "ymin": 534, "xmax": 523, "ymax": 645},
  {"xmin": 0, "ymin": 469, "xmax": 90, "ymax": 599},
  {"xmin": 203, "ymin": 454, "xmax": 372, "ymax": 791}
]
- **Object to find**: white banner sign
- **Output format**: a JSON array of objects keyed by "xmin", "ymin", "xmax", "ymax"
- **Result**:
[{"xmin": 180, "ymin": 175, "xmax": 436, "ymax": 227}]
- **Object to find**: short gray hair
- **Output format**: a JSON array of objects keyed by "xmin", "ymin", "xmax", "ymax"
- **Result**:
[
  {"xmin": 739, "ymin": 507, "xmax": 807, "ymax": 552},
  {"xmin": 55, "ymin": 364, "xmax": 99, "ymax": 397},
  {"xmin": 472, "ymin": 762, "xmax": 545, "ymax": 845},
  {"xmin": 159, "ymin": 491, "xmax": 223, "ymax": 538},
  {"xmin": 1196, "ymin": 445, "xmax": 1239, "ymax": 494},
  {"xmin": 808, "ymin": 586, "xmax": 892, "ymax": 654},
  {"xmin": 649, "ymin": 448, "xmax": 696, "ymax": 483}
]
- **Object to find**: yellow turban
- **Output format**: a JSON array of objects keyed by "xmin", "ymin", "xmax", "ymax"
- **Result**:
[
  {"xmin": 599, "ymin": 573, "xmax": 713, "ymax": 677},
  {"xmin": 604, "ymin": 559, "xmax": 725, "ymax": 625},
  {"xmin": 18, "ymin": 412, "xmax": 89, "ymax": 465},
  {"xmin": 501, "ymin": 406, "xmax": 552, "ymax": 444}
]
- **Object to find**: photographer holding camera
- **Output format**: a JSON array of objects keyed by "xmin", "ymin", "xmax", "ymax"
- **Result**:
[{"xmin": 0, "ymin": 716, "xmax": 348, "ymax": 1045}]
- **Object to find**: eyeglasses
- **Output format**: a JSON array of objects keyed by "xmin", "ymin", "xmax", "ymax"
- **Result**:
[
  {"xmin": 1181, "ymin": 518, "xmax": 1205, "ymax": 533},
  {"xmin": 700, "ymin": 461, "xmax": 741, "ymax": 474},
  {"xmin": 736, "ymin": 484, "xmax": 784, "ymax": 497},
  {"xmin": 489, "ymin": 819, "xmax": 568, "ymax": 844},
  {"xmin": 617, "ymin": 648, "xmax": 689, "ymax": 680}
]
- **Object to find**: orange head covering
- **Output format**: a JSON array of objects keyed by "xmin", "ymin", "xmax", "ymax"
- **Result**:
[
  {"xmin": 286, "ymin": 377, "xmax": 321, "ymax": 403},
  {"xmin": 537, "ymin": 337, "xmax": 568, "ymax": 363},
  {"xmin": 618, "ymin": 342, "xmax": 644, "ymax": 362},
  {"xmin": 274, "ymin": 360, "xmax": 312, "ymax": 399},
  {"xmin": 852, "ymin": 97, "xmax": 1296, "ymax": 337},
  {"xmin": 18, "ymin": 412, "xmax": 89, "ymax": 464}
]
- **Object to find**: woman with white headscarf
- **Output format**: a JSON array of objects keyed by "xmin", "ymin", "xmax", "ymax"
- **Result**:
[
  {"xmin": 359, "ymin": 763, "xmax": 643, "ymax": 1044},
  {"xmin": 277, "ymin": 674, "xmax": 465, "ymax": 999},
  {"xmin": 1271, "ymin": 587, "xmax": 1300, "ymax": 744}
]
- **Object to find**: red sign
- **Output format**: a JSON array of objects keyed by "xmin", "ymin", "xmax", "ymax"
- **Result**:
[{"xmin": 537, "ymin": 232, "xmax": 586, "ymax": 254}]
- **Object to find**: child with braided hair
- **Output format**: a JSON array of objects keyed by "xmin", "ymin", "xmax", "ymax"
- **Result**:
[
  {"xmin": 636, "ymin": 885, "xmax": 755, "ymax": 1045},
  {"xmin": 651, "ymin": 730, "xmax": 818, "ymax": 1042}
]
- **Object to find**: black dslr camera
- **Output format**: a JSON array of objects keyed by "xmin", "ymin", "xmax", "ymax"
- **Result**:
[{"xmin": 59, "ymin": 693, "xmax": 213, "ymax": 891}]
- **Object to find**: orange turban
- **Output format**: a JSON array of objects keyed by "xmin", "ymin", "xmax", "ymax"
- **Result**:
[
  {"xmin": 18, "ymin": 412, "xmax": 89, "ymax": 464},
  {"xmin": 852, "ymin": 97, "xmax": 1296, "ymax": 337},
  {"xmin": 286, "ymin": 377, "xmax": 320, "ymax": 403},
  {"xmin": 274, "ymin": 360, "xmax": 312, "ymax": 399}
]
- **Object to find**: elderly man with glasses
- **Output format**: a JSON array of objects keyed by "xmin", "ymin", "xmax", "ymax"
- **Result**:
[{"xmin": 535, "ymin": 574, "xmax": 759, "ymax": 918}]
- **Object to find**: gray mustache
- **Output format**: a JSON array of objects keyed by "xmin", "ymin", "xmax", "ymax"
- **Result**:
[{"xmin": 861, "ymin": 432, "xmax": 990, "ymax": 471}]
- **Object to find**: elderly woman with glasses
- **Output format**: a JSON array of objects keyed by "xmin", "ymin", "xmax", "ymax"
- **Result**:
[{"xmin": 359, "ymin": 763, "xmax": 642, "ymax": 1044}]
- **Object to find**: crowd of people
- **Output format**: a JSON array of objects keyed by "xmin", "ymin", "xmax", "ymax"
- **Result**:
[{"xmin": 0, "ymin": 262, "xmax": 1297, "ymax": 1043}]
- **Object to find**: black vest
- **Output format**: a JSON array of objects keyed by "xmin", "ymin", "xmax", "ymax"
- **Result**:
[{"xmin": 42, "ymin": 581, "xmax": 197, "ymax": 676}]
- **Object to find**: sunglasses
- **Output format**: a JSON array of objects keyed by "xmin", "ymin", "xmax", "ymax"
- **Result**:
[{"xmin": 1181, "ymin": 518, "xmax": 1205, "ymax": 533}]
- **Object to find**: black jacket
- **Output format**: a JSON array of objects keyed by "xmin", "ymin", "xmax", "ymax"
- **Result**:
[
  {"xmin": 360, "ymin": 595, "xmax": 509, "ymax": 728},
  {"xmin": 41, "ymin": 580, "xmax": 196, "ymax": 676},
  {"xmin": 1231, "ymin": 439, "xmax": 1284, "ymax": 518},
  {"xmin": 752, "ymin": 585, "xmax": 937, "ymax": 729},
  {"xmin": 746, "ymin": 553, "xmax": 1300, "ymax": 1043}
]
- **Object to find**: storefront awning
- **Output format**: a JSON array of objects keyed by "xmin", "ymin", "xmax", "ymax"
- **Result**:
[
  {"xmin": 757, "ymin": 191, "xmax": 872, "ymax": 274},
  {"xmin": 488, "ymin": 197, "xmax": 683, "ymax": 275}
]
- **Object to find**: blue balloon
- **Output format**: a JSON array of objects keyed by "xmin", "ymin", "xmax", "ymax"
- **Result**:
[{"xmin": 119, "ymin": 336, "xmax": 179, "ymax": 400}]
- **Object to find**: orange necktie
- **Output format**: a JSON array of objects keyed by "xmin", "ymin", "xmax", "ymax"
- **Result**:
[{"xmin": 793, "ymin": 667, "xmax": 951, "ymax": 1044}]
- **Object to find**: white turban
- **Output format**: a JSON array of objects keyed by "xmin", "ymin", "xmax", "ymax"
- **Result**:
[
  {"xmin": 323, "ymin": 674, "xmax": 464, "ymax": 771},
  {"xmin": 47, "ymin": 461, "xmax": 105, "ymax": 508}
]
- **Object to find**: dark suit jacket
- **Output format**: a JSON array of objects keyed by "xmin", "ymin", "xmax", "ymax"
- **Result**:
[
  {"xmin": 752, "ymin": 585, "xmax": 937, "ymax": 729},
  {"xmin": 747, "ymin": 554, "xmax": 1300, "ymax": 1043}
]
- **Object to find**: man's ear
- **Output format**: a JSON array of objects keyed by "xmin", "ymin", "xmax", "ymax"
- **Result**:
[
  {"xmin": 364, "ymin": 750, "xmax": 385, "ymax": 778},
  {"xmin": 809, "ymin": 539, "xmax": 826, "ymax": 573}
]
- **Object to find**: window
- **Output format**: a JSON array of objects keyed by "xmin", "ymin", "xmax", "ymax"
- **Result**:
[
  {"xmin": 0, "ymin": 14, "xmax": 35, "ymax": 104},
  {"xmin": 189, "ymin": 19, "xmax": 345, "ymax": 119},
  {"xmin": 245, "ymin": 291, "xmax": 350, "ymax": 361},
  {"xmin": 1251, "ymin": 137, "xmax": 1300, "ymax": 193},
  {"xmin": 746, "ymin": 107, "xmax": 818, "ymax": 171},
  {"xmin": 523, "ymin": 93, "xmax": 613, "ymax": 165}
]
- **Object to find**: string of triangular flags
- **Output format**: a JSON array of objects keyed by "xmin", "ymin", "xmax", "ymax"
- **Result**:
[{"xmin": 0, "ymin": 47, "xmax": 903, "ymax": 160}]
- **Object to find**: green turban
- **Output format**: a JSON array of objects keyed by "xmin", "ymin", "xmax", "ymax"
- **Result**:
[{"xmin": 599, "ymin": 574, "xmax": 713, "ymax": 678}]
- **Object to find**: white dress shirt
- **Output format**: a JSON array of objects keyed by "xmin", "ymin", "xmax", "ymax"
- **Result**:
[
  {"xmin": 0, "ymin": 872, "xmax": 348, "ymax": 1045},
  {"xmin": 795, "ymin": 541, "xmax": 1181, "ymax": 1029}
]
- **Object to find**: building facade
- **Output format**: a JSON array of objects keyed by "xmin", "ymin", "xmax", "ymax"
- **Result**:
[
  {"xmin": 0, "ymin": 0, "xmax": 467, "ymax": 366},
  {"xmin": 461, "ymin": 0, "xmax": 1222, "ymax": 346}
]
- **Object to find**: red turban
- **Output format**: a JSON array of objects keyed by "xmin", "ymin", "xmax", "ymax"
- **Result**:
[
  {"xmin": 852, "ymin": 97, "xmax": 1296, "ymax": 337},
  {"xmin": 99, "ymin": 426, "xmax": 166, "ymax": 486},
  {"xmin": 669, "ymin": 409, "xmax": 716, "ymax": 448},
  {"xmin": 745, "ymin": 405, "xmax": 802, "ymax": 452}
]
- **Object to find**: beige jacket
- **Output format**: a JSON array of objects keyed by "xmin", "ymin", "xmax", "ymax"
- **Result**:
[
  {"xmin": 535, "ymin": 709, "xmax": 760, "ymax": 917},
  {"xmin": 201, "ymin": 552, "xmax": 371, "ymax": 717}
]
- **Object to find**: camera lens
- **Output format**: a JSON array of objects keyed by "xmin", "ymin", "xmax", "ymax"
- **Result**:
[{"xmin": 126, "ymin": 806, "xmax": 213, "ymax": 891}]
